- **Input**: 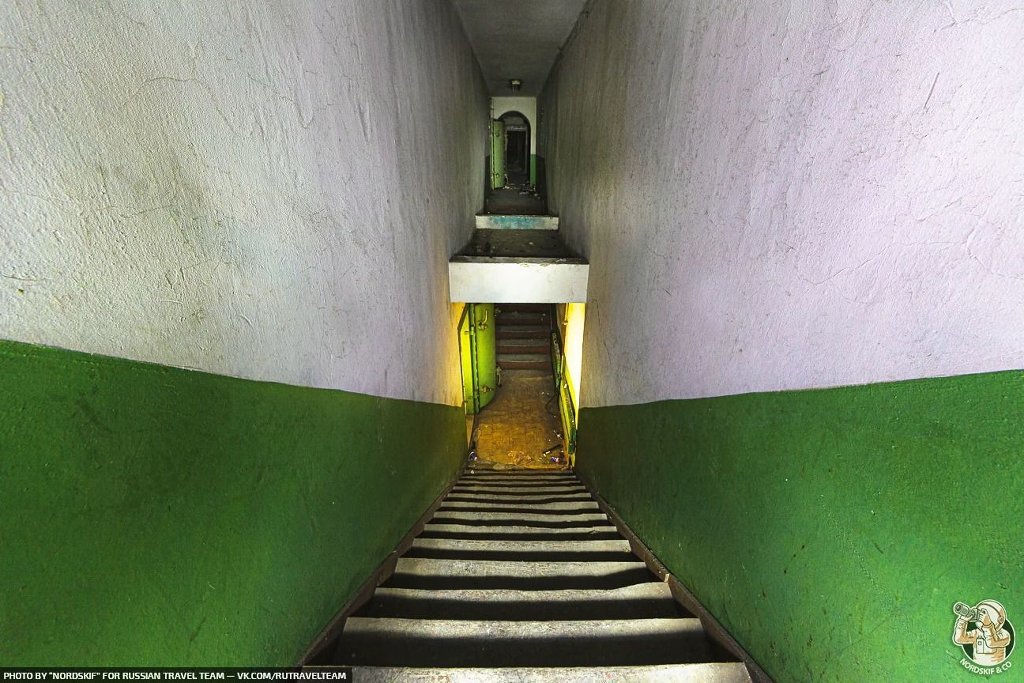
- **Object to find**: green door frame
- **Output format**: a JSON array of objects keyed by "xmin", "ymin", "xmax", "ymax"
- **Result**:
[{"xmin": 490, "ymin": 120, "xmax": 505, "ymax": 190}]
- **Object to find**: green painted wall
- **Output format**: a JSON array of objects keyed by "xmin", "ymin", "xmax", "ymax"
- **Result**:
[
  {"xmin": 577, "ymin": 371, "xmax": 1024, "ymax": 682},
  {"xmin": 0, "ymin": 340, "xmax": 465, "ymax": 665}
]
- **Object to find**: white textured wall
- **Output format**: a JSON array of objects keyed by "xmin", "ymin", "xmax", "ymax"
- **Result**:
[
  {"xmin": 0, "ymin": 1, "xmax": 487, "ymax": 405},
  {"xmin": 540, "ymin": 0, "xmax": 1024, "ymax": 406}
]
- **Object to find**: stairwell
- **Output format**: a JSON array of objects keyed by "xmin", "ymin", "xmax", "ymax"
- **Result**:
[
  {"xmin": 331, "ymin": 468, "xmax": 753, "ymax": 681},
  {"xmin": 496, "ymin": 304, "xmax": 551, "ymax": 372}
]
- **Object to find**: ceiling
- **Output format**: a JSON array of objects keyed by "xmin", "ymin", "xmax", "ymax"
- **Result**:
[{"xmin": 451, "ymin": 0, "xmax": 590, "ymax": 96}]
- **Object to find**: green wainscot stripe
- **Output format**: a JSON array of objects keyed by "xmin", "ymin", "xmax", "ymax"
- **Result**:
[
  {"xmin": 577, "ymin": 371, "xmax": 1024, "ymax": 682},
  {"xmin": 0, "ymin": 339, "xmax": 465, "ymax": 665}
]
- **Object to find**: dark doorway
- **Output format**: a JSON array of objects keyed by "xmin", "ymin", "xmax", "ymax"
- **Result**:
[{"xmin": 499, "ymin": 111, "xmax": 530, "ymax": 185}]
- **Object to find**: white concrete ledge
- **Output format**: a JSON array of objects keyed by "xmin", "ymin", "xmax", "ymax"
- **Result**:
[{"xmin": 449, "ymin": 259, "xmax": 589, "ymax": 303}]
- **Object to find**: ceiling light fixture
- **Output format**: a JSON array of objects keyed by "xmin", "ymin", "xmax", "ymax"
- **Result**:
[{"xmin": 508, "ymin": 79, "xmax": 522, "ymax": 93}]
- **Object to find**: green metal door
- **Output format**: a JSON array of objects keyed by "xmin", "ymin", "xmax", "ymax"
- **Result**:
[
  {"xmin": 459, "ymin": 306, "xmax": 478, "ymax": 414},
  {"xmin": 474, "ymin": 304, "xmax": 497, "ymax": 410},
  {"xmin": 459, "ymin": 304, "xmax": 498, "ymax": 414},
  {"xmin": 490, "ymin": 120, "xmax": 505, "ymax": 189}
]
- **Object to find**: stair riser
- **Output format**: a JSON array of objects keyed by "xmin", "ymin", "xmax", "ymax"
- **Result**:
[
  {"xmin": 403, "ymin": 548, "xmax": 636, "ymax": 562},
  {"xmin": 440, "ymin": 502, "xmax": 599, "ymax": 512},
  {"xmin": 384, "ymin": 571, "xmax": 658, "ymax": 591},
  {"xmin": 418, "ymin": 526, "xmax": 623, "ymax": 542},
  {"xmin": 498, "ymin": 360, "xmax": 550, "ymax": 370},
  {"xmin": 349, "ymin": 665, "xmax": 753, "ymax": 683},
  {"xmin": 497, "ymin": 343, "xmax": 549, "ymax": 355},
  {"xmin": 444, "ymin": 495, "xmax": 594, "ymax": 505},
  {"xmin": 460, "ymin": 479, "xmax": 581, "ymax": 483},
  {"xmin": 338, "ymin": 618, "xmax": 717, "ymax": 668},
  {"xmin": 451, "ymin": 486, "xmax": 587, "ymax": 494},
  {"xmin": 496, "ymin": 327, "xmax": 550, "ymax": 339},
  {"xmin": 497, "ymin": 314, "xmax": 550, "ymax": 326},
  {"xmin": 362, "ymin": 597, "xmax": 682, "ymax": 621}
]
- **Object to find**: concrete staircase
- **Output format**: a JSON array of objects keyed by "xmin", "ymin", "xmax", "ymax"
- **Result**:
[
  {"xmin": 332, "ymin": 468, "xmax": 752, "ymax": 681},
  {"xmin": 496, "ymin": 304, "xmax": 552, "ymax": 372}
]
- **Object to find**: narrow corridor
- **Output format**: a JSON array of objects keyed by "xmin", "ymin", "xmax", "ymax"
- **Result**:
[{"xmin": 3, "ymin": 1, "xmax": 1020, "ymax": 680}]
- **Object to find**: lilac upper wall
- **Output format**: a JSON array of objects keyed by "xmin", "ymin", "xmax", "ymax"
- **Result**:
[
  {"xmin": 0, "ymin": 1, "xmax": 488, "ymax": 405},
  {"xmin": 539, "ymin": 0, "xmax": 1024, "ymax": 405}
]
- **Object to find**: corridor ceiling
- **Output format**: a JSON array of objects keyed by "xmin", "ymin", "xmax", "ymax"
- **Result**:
[{"xmin": 451, "ymin": 0, "xmax": 589, "ymax": 96}]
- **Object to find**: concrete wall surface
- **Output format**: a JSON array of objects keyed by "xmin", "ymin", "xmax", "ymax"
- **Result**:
[
  {"xmin": 540, "ymin": 0, "xmax": 1024, "ymax": 405},
  {"xmin": 0, "ymin": 0, "xmax": 487, "ymax": 405}
]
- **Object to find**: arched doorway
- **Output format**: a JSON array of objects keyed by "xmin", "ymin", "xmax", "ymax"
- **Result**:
[{"xmin": 498, "ymin": 111, "xmax": 530, "ymax": 186}]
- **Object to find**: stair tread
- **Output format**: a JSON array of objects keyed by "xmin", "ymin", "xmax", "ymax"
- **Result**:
[
  {"xmin": 432, "ymin": 510, "xmax": 608, "ymax": 524},
  {"xmin": 411, "ymin": 538, "xmax": 631, "ymax": 553},
  {"xmin": 497, "ymin": 338, "xmax": 550, "ymax": 347},
  {"xmin": 496, "ymin": 325, "xmax": 549, "ymax": 337},
  {"xmin": 497, "ymin": 356, "xmax": 552, "ymax": 366},
  {"xmin": 463, "ymin": 469, "xmax": 572, "ymax": 475},
  {"xmin": 376, "ymin": 580, "xmax": 667, "ymax": 602},
  {"xmin": 452, "ymin": 486, "xmax": 587, "ymax": 494},
  {"xmin": 394, "ymin": 557, "xmax": 648, "ymax": 577},
  {"xmin": 460, "ymin": 478, "xmax": 577, "ymax": 484},
  {"xmin": 337, "ymin": 617, "xmax": 725, "ymax": 667},
  {"xmin": 421, "ymin": 523, "xmax": 620, "ymax": 540},
  {"xmin": 351, "ymin": 663, "xmax": 753, "ymax": 683},
  {"xmin": 445, "ymin": 493, "xmax": 593, "ymax": 503},
  {"xmin": 363, "ymin": 582, "xmax": 684, "ymax": 621},
  {"xmin": 497, "ymin": 312, "xmax": 550, "ymax": 323},
  {"xmin": 440, "ymin": 501, "xmax": 599, "ymax": 512},
  {"xmin": 345, "ymin": 616, "xmax": 702, "ymax": 637}
]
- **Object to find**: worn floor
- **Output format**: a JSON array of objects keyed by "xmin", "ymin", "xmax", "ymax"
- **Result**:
[
  {"xmin": 473, "ymin": 369, "xmax": 565, "ymax": 470},
  {"xmin": 484, "ymin": 186, "xmax": 547, "ymax": 215},
  {"xmin": 454, "ymin": 229, "xmax": 582, "ymax": 260}
]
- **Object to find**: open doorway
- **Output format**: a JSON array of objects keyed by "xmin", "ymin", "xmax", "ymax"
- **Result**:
[
  {"xmin": 499, "ymin": 111, "xmax": 530, "ymax": 186},
  {"xmin": 459, "ymin": 302, "xmax": 586, "ymax": 470}
]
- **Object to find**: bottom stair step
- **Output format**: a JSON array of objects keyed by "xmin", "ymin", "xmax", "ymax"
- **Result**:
[
  {"xmin": 351, "ymin": 663, "xmax": 753, "ymax": 682},
  {"xmin": 362, "ymin": 582, "xmax": 686, "ymax": 620},
  {"xmin": 336, "ymin": 617, "xmax": 730, "ymax": 667},
  {"xmin": 386, "ymin": 558, "xmax": 653, "ymax": 590}
]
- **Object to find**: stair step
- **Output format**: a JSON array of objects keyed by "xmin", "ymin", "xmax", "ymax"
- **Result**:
[
  {"xmin": 444, "ymin": 493, "xmax": 594, "ymax": 504},
  {"xmin": 431, "ymin": 511, "xmax": 609, "ymax": 528},
  {"xmin": 452, "ymin": 484, "xmax": 586, "ymax": 494},
  {"xmin": 405, "ymin": 538, "xmax": 634, "ymax": 562},
  {"xmin": 497, "ymin": 303, "xmax": 551, "ymax": 313},
  {"xmin": 459, "ymin": 473, "xmax": 577, "ymax": 482},
  {"xmin": 337, "ymin": 617, "xmax": 720, "ymax": 667},
  {"xmin": 440, "ymin": 500, "xmax": 600, "ymax": 513},
  {"xmin": 386, "ymin": 558, "xmax": 652, "ymax": 590},
  {"xmin": 496, "ymin": 311, "xmax": 550, "ymax": 326},
  {"xmin": 450, "ymin": 490, "xmax": 589, "ymax": 500},
  {"xmin": 460, "ymin": 471, "xmax": 573, "ymax": 475},
  {"xmin": 498, "ymin": 354, "xmax": 550, "ymax": 370},
  {"xmin": 496, "ymin": 325, "xmax": 549, "ymax": 339},
  {"xmin": 497, "ymin": 339, "xmax": 550, "ymax": 354},
  {"xmin": 351, "ymin": 663, "xmax": 753, "ymax": 683},
  {"xmin": 420, "ymin": 524, "xmax": 622, "ymax": 541},
  {"xmin": 362, "ymin": 582, "xmax": 683, "ymax": 621}
]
